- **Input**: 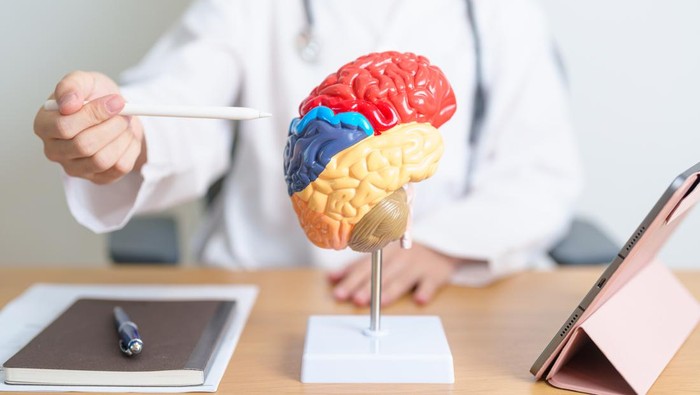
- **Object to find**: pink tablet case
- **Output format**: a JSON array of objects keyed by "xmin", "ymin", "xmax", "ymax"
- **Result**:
[
  {"xmin": 535, "ymin": 169, "xmax": 700, "ymax": 394},
  {"xmin": 546, "ymin": 260, "xmax": 700, "ymax": 394}
]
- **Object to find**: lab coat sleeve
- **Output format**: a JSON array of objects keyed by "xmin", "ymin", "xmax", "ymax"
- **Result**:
[
  {"xmin": 411, "ymin": 0, "xmax": 584, "ymax": 285},
  {"xmin": 62, "ymin": 0, "xmax": 243, "ymax": 233}
]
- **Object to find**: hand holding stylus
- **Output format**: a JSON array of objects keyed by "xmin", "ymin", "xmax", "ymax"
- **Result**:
[
  {"xmin": 33, "ymin": 71, "xmax": 147, "ymax": 185},
  {"xmin": 33, "ymin": 71, "xmax": 271, "ymax": 185}
]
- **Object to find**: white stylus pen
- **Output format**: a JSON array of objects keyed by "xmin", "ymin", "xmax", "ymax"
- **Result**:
[{"xmin": 43, "ymin": 100, "xmax": 272, "ymax": 121}]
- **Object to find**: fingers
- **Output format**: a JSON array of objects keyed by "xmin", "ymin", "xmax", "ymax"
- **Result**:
[
  {"xmin": 37, "ymin": 95, "xmax": 125, "ymax": 140},
  {"xmin": 332, "ymin": 258, "xmax": 371, "ymax": 301},
  {"xmin": 414, "ymin": 278, "xmax": 439, "ymax": 305},
  {"xmin": 89, "ymin": 132, "xmax": 142, "ymax": 184},
  {"xmin": 327, "ymin": 265, "xmax": 350, "ymax": 284},
  {"xmin": 47, "ymin": 115, "xmax": 130, "ymax": 160},
  {"xmin": 333, "ymin": 254, "xmax": 405, "ymax": 307},
  {"xmin": 63, "ymin": 124, "xmax": 134, "ymax": 177},
  {"xmin": 331, "ymin": 244, "xmax": 402, "ymax": 304},
  {"xmin": 330, "ymin": 243, "xmax": 459, "ymax": 307},
  {"xmin": 39, "ymin": 111, "xmax": 142, "ymax": 184},
  {"xmin": 328, "ymin": 243, "xmax": 400, "ymax": 284},
  {"xmin": 347, "ymin": 250, "xmax": 408, "ymax": 306},
  {"xmin": 34, "ymin": 94, "xmax": 125, "ymax": 140},
  {"xmin": 412, "ymin": 250, "xmax": 458, "ymax": 304},
  {"xmin": 34, "ymin": 71, "xmax": 141, "ymax": 184},
  {"xmin": 54, "ymin": 70, "xmax": 96, "ymax": 115},
  {"xmin": 380, "ymin": 264, "xmax": 421, "ymax": 306}
]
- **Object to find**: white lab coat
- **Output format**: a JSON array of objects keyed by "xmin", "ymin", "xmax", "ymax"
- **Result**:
[{"xmin": 62, "ymin": 0, "xmax": 582, "ymax": 285}]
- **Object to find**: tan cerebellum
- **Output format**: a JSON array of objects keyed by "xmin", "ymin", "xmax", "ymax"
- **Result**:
[
  {"xmin": 348, "ymin": 188, "xmax": 410, "ymax": 253},
  {"xmin": 293, "ymin": 122, "xmax": 443, "ymax": 249}
]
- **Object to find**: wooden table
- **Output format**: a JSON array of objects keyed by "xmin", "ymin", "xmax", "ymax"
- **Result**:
[{"xmin": 1, "ymin": 266, "xmax": 698, "ymax": 394}]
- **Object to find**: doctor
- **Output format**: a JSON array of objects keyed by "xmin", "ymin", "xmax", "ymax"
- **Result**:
[{"xmin": 33, "ymin": 0, "xmax": 581, "ymax": 306}]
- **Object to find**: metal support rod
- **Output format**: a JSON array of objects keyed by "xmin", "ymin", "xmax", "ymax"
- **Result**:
[{"xmin": 369, "ymin": 249, "xmax": 383, "ymax": 333}]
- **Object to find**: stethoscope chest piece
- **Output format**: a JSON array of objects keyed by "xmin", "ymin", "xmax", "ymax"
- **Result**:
[{"xmin": 297, "ymin": 28, "xmax": 321, "ymax": 63}]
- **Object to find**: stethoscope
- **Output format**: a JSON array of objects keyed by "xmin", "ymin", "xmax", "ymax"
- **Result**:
[
  {"xmin": 296, "ymin": 0, "xmax": 322, "ymax": 63},
  {"xmin": 296, "ymin": 0, "xmax": 487, "ymax": 189}
]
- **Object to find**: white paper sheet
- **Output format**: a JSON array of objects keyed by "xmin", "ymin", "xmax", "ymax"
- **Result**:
[{"xmin": 0, "ymin": 283, "xmax": 258, "ymax": 393}]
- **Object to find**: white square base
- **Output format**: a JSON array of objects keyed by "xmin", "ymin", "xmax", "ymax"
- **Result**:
[{"xmin": 301, "ymin": 315, "xmax": 454, "ymax": 383}]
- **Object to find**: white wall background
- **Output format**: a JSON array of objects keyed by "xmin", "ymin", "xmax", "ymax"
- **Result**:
[
  {"xmin": 540, "ymin": 0, "xmax": 700, "ymax": 267},
  {"xmin": 0, "ymin": 0, "xmax": 192, "ymax": 266},
  {"xmin": 0, "ymin": 0, "xmax": 698, "ymax": 267}
]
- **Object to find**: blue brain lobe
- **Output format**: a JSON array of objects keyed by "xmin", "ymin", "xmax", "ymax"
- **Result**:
[{"xmin": 283, "ymin": 117, "xmax": 370, "ymax": 195}]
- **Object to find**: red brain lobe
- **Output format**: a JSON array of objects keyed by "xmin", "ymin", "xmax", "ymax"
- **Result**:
[{"xmin": 299, "ymin": 52, "xmax": 457, "ymax": 134}]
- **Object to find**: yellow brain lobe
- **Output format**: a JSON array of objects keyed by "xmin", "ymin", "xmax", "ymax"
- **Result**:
[{"xmin": 293, "ymin": 122, "xmax": 443, "ymax": 249}]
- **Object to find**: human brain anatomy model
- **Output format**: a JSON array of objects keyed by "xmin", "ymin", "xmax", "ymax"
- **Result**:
[{"xmin": 284, "ymin": 51, "xmax": 456, "ymax": 253}]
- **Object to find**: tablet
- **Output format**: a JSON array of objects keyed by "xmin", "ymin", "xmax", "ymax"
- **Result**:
[{"xmin": 530, "ymin": 162, "xmax": 700, "ymax": 379}]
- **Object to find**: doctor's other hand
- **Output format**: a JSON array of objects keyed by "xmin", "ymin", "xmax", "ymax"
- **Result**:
[
  {"xmin": 33, "ymin": 71, "xmax": 146, "ymax": 185},
  {"xmin": 328, "ymin": 242, "xmax": 460, "ymax": 307}
]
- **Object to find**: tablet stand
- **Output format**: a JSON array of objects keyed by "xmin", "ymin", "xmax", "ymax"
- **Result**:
[
  {"xmin": 546, "ymin": 260, "xmax": 700, "ymax": 394},
  {"xmin": 301, "ymin": 249, "xmax": 454, "ymax": 383}
]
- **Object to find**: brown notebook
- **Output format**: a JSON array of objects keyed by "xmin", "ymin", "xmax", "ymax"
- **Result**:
[{"xmin": 2, "ymin": 298, "xmax": 236, "ymax": 387}]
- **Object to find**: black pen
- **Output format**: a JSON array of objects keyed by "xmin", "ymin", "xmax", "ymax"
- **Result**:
[{"xmin": 114, "ymin": 306, "xmax": 143, "ymax": 356}]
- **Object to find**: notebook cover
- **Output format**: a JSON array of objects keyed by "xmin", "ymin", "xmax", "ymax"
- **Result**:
[{"xmin": 3, "ymin": 299, "xmax": 235, "ymax": 377}]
